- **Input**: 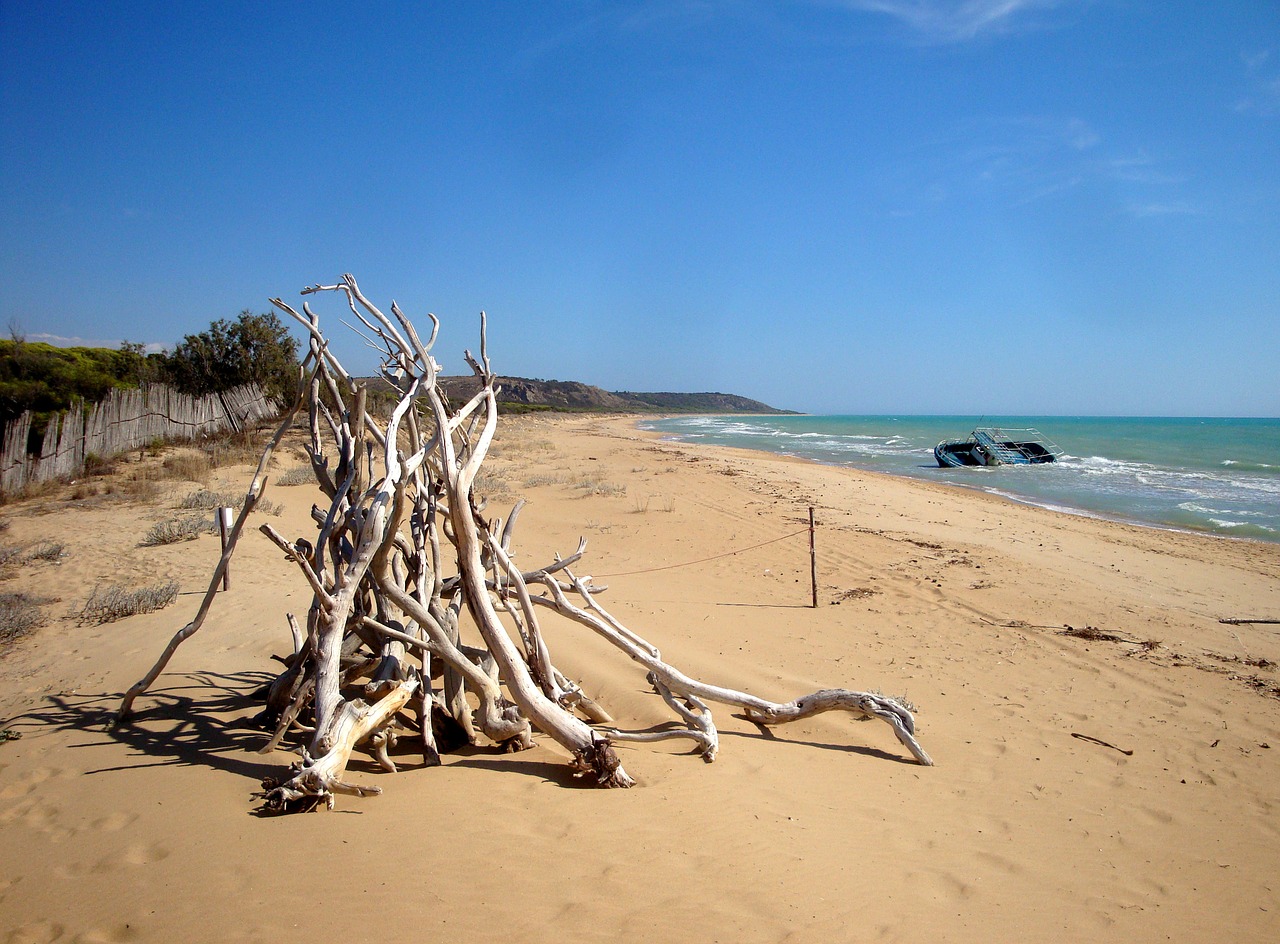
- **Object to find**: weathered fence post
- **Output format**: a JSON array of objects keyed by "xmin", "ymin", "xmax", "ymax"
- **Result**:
[
  {"xmin": 217, "ymin": 506, "xmax": 234, "ymax": 590},
  {"xmin": 0, "ymin": 383, "xmax": 281, "ymax": 497},
  {"xmin": 809, "ymin": 506, "xmax": 818, "ymax": 608}
]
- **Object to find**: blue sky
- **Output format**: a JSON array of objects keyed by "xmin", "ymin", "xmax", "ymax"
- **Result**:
[{"xmin": 2, "ymin": 1, "xmax": 1277, "ymax": 416}]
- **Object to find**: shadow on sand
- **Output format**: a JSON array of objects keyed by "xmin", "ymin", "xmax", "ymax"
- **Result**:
[{"xmin": 5, "ymin": 671, "xmax": 282, "ymax": 785}]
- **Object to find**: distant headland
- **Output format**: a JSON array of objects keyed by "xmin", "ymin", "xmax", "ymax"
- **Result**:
[{"xmin": 377, "ymin": 375, "xmax": 797, "ymax": 415}]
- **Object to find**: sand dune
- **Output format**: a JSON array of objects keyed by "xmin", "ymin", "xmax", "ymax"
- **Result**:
[{"xmin": 1, "ymin": 414, "xmax": 1277, "ymax": 943}]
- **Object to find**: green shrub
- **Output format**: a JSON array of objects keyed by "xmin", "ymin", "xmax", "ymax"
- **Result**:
[
  {"xmin": 165, "ymin": 310, "xmax": 298, "ymax": 402},
  {"xmin": 0, "ymin": 339, "xmax": 142, "ymax": 440},
  {"xmin": 82, "ymin": 452, "xmax": 119, "ymax": 477}
]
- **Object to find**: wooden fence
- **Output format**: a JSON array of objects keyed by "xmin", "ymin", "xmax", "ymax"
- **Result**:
[{"xmin": 1, "ymin": 383, "xmax": 281, "ymax": 494}]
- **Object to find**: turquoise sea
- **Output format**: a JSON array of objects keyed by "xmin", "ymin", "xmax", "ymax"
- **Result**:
[{"xmin": 641, "ymin": 415, "xmax": 1280, "ymax": 544}]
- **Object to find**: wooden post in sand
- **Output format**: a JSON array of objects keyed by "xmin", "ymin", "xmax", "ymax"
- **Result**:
[
  {"xmin": 217, "ymin": 507, "xmax": 233, "ymax": 591},
  {"xmin": 809, "ymin": 506, "xmax": 818, "ymax": 608}
]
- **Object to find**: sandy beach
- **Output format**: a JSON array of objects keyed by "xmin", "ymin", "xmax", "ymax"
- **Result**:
[{"xmin": 1, "ymin": 412, "xmax": 1277, "ymax": 943}]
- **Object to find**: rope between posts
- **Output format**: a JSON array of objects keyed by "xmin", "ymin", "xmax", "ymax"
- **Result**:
[{"xmin": 595, "ymin": 527, "xmax": 811, "ymax": 578}]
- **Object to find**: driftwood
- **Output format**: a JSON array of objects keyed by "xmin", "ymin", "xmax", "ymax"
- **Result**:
[{"xmin": 117, "ymin": 274, "xmax": 932, "ymax": 813}]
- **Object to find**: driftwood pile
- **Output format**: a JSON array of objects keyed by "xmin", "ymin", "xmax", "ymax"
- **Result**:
[{"xmin": 116, "ymin": 275, "xmax": 931, "ymax": 813}]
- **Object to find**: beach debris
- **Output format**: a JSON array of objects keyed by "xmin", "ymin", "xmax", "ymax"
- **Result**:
[
  {"xmin": 1071, "ymin": 732, "xmax": 1134, "ymax": 756},
  {"xmin": 1060, "ymin": 624, "xmax": 1129, "ymax": 643},
  {"xmin": 833, "ymin": 587, "xmax": 879, "ymax": 602},
  {"xmin": 116, "ymin": 274, "xmax": 932, "ymax": 813}
]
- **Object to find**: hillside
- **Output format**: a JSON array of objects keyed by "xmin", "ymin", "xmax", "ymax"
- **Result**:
[
  {"xmin": 434, "ymin": 375, "xmax": 795, "ymax": 414},
  {"xmin": 0, "ymin": 340, "xmax": 145, "ymax": 436}
]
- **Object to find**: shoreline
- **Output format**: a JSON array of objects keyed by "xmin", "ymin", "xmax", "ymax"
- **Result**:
[
  {"xmin": 638, "ymin": 413, "xmax": 1280, "ymax": 547},
  {"xmin": 617, "ymin": 413, "xmax": 1280, "ymax": 563},
  {"xmin": 1, "ymin": 412, "xmax": 1277, "ymax": 942}
]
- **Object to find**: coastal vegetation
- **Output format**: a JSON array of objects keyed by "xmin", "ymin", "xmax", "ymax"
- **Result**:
[
  {"xmin": 79, "ymin": 581, "xmax": 179, "ymax": 624},
  {"xmin": 0, "ymin": 338, "xmax": 148, "ymax": 439},
  {"xmin": 164, "ymin": 310, "xmax": 298, "ymax": 403},
  {"xmin": 1, "ymin": 311, "xmax": 298, "ymax": 445}
]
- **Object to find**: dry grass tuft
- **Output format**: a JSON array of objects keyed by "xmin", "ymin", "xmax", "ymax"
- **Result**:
[
  {"xmin": 82, "ymin": 453, "xmax": 120, "ymax": 477},
  {"xmin": 523, "ymin": 471, "xmax": 569, "ymax": 488},
  {"xmin": 178, "ymin": 489, "xmax": 281, "ymax": 516},
  {"xmin": 79, "ymin": 581, "xmax": 179, "ymax": 624},
  {"xmin": 0, "ymin": 540, "xmax": 66, "ymax": 576},
  {"xmin": 180, "ymin": 489, "xmax": 241, "ymax": 511},
  {"xmin": 630, "ymin": 491, "xmax": 675, "ymax": 514},
  {"xmin": 162, "ymin": 452, "xmax": 213, "ymax": 483},
  {"xmin": 472, "ymin": 471, "xmax": 513, "ymax": 501},
  {"xmin": 203, "ymin": 429, "xmax": 261, "ymax": 469},
  {"xmin": 142, "ymin": 517, "xmax": 212, "ymax": 546},
  {"xmin": 112, "ymin": 476, "xmax": 165, "ymax": 503},
  {"xmin": 0, "ymin": 478, "xmax": 61, "ymax": 506},
  {"xmin": 275, "ymin": 466, "xmax": 315, "ymax": 486},
  {"xmin": 0, "ymin": 591, "xmax": 48, "ymax": 642},
  {"xmin": 0, "ymin": 543, "xmax": 23, "ymax": 573},
  {"xmin": 26, "ymin": 541, "xmax": 65, "ymax": 563},
  {"xmin": 576, "ymin": 478, "xmax": 626, "ymax": 498}
]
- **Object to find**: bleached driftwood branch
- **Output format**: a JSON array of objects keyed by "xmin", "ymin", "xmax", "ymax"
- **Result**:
[{"xmin": 121, "ymin": 274, "xmax": 931, "ymax": 813}]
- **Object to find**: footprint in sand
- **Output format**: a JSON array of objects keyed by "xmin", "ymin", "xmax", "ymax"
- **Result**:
[
  {"xmin": 0, "ymin": 797, "xmax": 72, "ymax": 843},
  {"xmin": 55, "ymin": 841, "xmax": 172, "ymax": 879},
  {"xmin": 973, "ymin": 849, "xmax": 1025, "ymax": 875},
  {"xmin": 73, "ymin": 927, "xmax": 142, "ymax": 944},
  {"xmin": 906, "ymin": 868, "xmax": 977, "ymax": 902},
  {"xmin": 4, "ymin": 921, "xmax": 66, "ymax": 944},
  {"xmin": 1136, "ymin": 805, "xmax": 1175, "ymax": 826},
  {"xmin": 88, "ymin": 812, "xmax": 137, "ymax": 833},
  {"xmin": 121, "ymin": 842, "xmax": 171, "ymax": 866},
  {"xmin": 53, "ymin": 859, "xmax": 91, "ymax": 879},
  {"xmin": 0, "ymin": 766, "xmax": 64, "ymax": 801}
]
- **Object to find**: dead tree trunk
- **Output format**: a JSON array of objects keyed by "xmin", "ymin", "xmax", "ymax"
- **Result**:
[{"xmin": 118, "ymin": 274, "xmax": 932, "ymax": 813}]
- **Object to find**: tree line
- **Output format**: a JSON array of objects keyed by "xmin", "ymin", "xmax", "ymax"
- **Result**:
[{"xmin": 2, "ymin": 311, "xmax": 298, "ymax": 442}]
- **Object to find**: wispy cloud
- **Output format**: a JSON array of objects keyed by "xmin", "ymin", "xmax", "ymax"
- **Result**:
[
  {"xmin": 1102, "ymin": 154, "xmax": 1185, "ymax": 186},
  {"xmin": 1062, "ymin": 117, "xmax": 1099, "ymax": 151},
  {"xmin": 1240, "ymin": 48, "xmax": 1270, "ymax": 71},
  {"xmin": 831, "ymin": 0, "xmax": 1070, "ymax": 44},
  {"xmin": 1235, "ymin": 46, "xmax": 1280, "ymax": 116},
  {"xmin": 1234, "ymin": 76, "xmax": 1280, "ymax": 117},
  {"xmin": 889, "ymin": 115, "xmax": 1197, "ymax": 218},
  {"xmin": 1125, "ymin": 201, "xmax": 1200, "ymax": 219},
  {"xmin": 959, "ymin": 114, "xmax": 1101, "ymax": 190}
]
